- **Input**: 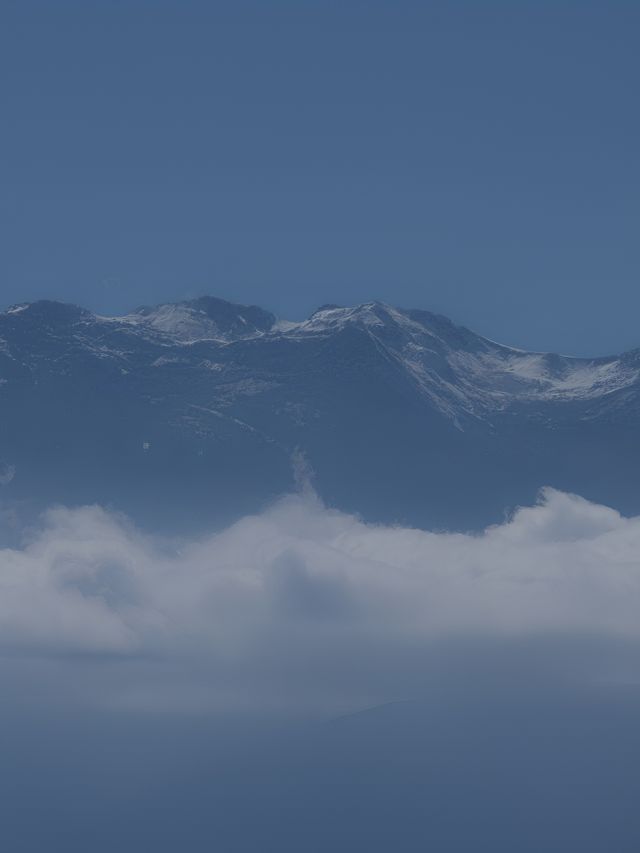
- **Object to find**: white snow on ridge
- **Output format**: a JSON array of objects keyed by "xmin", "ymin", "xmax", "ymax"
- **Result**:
[
  {"xmin": 114, "ymin": 303, "xmax": 274, "ymax": 345},
  {"xmin": 96, "ymin": 305, "xmax": 228, "ymax": 343},
  {"xmin": 86, "ymin": 301, "xmax": 640, "ymax": 411},
  {"xmin": 274, "ymin": 303, "xmax": 379, "ymax": 337},
  {"xmin": 282, "ymin": 302, "xmax": 433, "ymax": 338},
  {"xmin": 447, "ymin": 348, "xmax": 638, "ymax": 403},
  {"xmin": 128, "ymin": 304, "xmax": 225, "ymax": 343},
  {"xmin": 4, "ymin": 298, "xmax": 639, "ymax": 416},
  {"xmin": 505, "ymin": 354, "xmax": 634, "ymax": 398}
]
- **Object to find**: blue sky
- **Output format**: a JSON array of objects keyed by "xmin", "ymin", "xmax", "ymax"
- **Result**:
[{"xmin": 2, "ymin": 0, "xmax": 639, "ymax": 355}]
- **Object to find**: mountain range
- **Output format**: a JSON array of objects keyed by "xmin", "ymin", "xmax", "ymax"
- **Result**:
[{"xmin": 1, "ymin": 295, "xmax": 639, "ymax": 532}]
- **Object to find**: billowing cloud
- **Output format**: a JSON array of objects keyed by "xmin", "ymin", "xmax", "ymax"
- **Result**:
[{"xmin": 1, "ymin": 487, "xmax": 640, "ymax": 713}]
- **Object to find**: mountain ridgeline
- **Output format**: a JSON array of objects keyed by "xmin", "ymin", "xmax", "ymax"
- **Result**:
[{"xmin": 1, "ymin": 295, "xmax": 639, "ymax": 532}]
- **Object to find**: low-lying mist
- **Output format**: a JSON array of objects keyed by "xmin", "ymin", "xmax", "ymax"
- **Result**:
[{"xmin": 2, "ymin": 485, "xmax": 640, "ymax": 716}]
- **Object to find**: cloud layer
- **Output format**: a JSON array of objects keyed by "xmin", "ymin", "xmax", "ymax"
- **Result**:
[{"xmin": 2, "ymin": 487, "xmax": 640, "ymax": 713}]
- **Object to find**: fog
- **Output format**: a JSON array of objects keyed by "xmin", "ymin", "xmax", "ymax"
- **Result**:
[{"xmin": 3, "ymin": 486, "xmax": 640, "ymax": 711}]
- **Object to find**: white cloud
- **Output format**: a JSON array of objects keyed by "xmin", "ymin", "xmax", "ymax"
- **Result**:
[{"xmin": 2, "ymin": 487, "xmax": 640, "ymax": 713}]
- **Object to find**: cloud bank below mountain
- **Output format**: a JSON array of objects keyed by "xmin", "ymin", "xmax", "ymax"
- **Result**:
[{"xmin": 2, "ymin": 487, "xmax": 640, "ymax": 714}]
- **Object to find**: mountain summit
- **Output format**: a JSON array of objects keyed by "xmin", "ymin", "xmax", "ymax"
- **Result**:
[
  {"xmin": 1, "ymin": 296, "xmax": 639, "ymax": 532},
  {"xmin": 128, "ymin": 296, "xmax": 276, "ymax": 342}
]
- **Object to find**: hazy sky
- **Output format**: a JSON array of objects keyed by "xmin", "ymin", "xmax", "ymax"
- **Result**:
[{"xmin": 2, "ymin": 0, "xmax": 639, "ymax": 355}]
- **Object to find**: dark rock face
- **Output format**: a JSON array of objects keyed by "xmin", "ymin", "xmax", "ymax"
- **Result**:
[{"xmin": 1, "ymin": 296, "xmax": 639, "ymax": 533}]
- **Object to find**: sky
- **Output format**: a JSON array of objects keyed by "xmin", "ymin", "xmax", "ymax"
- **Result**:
[{"xmin": 1, "ymin": 0, "xmax": 639, "ymax": 356}]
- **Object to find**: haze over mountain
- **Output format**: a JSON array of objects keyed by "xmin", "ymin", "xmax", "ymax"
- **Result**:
[{"xmin": 1, "ymin": 295, "xmax": 639, "ymax": 532}]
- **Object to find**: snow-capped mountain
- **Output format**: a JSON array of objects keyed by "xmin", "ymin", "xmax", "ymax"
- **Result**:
[
  {"xmin": 1, "ymin": 296, "xmax": 639, "ymax": 532},
  {"xmin": 123, "ymin": 295, "xmax": 276, "ymax": 343}
]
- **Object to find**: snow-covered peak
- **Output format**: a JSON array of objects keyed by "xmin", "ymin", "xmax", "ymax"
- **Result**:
[
  {"xmin": 124, "ymin": 302, "xmax": 222, "ymax": 342},
  {"xmin": 305, "ymin": 302, "xmax": 393, "ymax": 331},
  {"xmin": 275, "ymin": 300, "xmax": 640, "ymax": 415},
  {"xmin": 123, "ymin": 296, "xmax": 276, "ymax": 343},
  {"xmin": 2, "ymin": 296, "xmax": 639, "ymax": 420},
  {"xmin": 281, "ymin": 301, "xmax": 432, "ymax": 338},
  {"xmin": 0, "ymin": 300, "xmax": 92, "ymax": 325}
]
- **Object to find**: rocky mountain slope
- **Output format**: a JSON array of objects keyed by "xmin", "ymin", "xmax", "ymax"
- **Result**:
[{"xmin": 1, "ymin": 296, "xmax": 639, "ymax": 532}]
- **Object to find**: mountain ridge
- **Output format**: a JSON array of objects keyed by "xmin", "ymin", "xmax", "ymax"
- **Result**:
[
  {"xmin": 1, "ymin": 294, "xmax": 640, "ymax": 533},
  {"xmin": 3, "ymin": 293, "xmax": 634, "ymax": 357},
  {"xmin": 2, "ymin": 296, "xmax": 637, "ymax": 416}
]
